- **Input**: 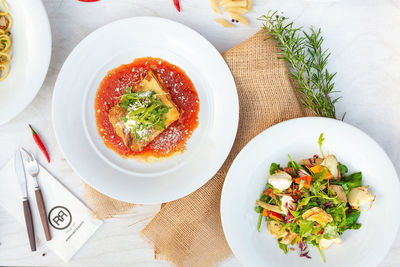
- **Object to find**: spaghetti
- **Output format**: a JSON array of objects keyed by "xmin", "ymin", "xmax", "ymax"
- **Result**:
[{"xmin": 0, "ymin": 0, "xmax": 11, "ymax": 81}]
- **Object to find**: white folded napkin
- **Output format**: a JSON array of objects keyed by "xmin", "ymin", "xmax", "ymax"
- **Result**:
[{"xmin": 0, "ymin": 152, "xmax": 103, "ymax": 261}]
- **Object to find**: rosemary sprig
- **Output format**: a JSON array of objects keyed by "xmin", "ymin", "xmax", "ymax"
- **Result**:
[{"xmin": 259, "ymin": 11, "xmax": 344, "ymax": 119}]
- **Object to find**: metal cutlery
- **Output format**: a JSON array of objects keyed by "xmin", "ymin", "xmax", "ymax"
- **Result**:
[
  {"xmin": 24, "ymin": 150, "xmax": 52, "ymax": 241},
  {"xmin": 14, "ymin": 149, "xmax": 36, "ymax": 251}
]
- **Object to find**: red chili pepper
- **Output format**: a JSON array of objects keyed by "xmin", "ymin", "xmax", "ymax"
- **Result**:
[
  {"xmin": 29, "ymin": 125, "xmax": 50, "ymax": 163},
  {"xmin": 173, "ymin": 0, "xmax": 180, "ymax": 12},
  {"xmin": 78, "ymin": 0, "xmax": 100, "ymax": 2}
]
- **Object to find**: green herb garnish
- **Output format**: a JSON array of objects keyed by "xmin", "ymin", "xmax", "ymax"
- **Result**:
[{"xmin": 119, "ymin": 87, "xmax": 170, "ymax": 142}]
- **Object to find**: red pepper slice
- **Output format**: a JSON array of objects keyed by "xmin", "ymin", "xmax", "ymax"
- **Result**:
[
  {"xmin": 294, "ymin": 175, "xmax": 312, "ymax": 188},
  {"xmin": 269, "ymin": 211, "xmax": 283, "ymax": 221},
  {"xmin": 173, "ymin": 0, "xmax": 180, "ymax": 12},
  {"xmin": 262, "ymin": 209, "xmax": 283, "ymax": 221},
  {"xmin": 78, "ymin": 0, "xmax": 100, "ymax": 2},
  {"xmin": 29, "ymin": 125, "xmax": 50, "ymax": 163}
]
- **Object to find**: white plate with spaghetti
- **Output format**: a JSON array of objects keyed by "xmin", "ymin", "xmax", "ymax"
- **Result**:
[
  {"xmin": 53, "ymin": 17, "xmax": 239, "ymax": 204},
  {"xmin": 0, "ymin": 0, "xmax": 51, "ymax": 125}
]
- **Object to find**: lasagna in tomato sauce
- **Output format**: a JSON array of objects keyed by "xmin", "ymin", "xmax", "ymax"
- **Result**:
[{"xmin": 95, "ymin": 57, "xmax": 200, "ymax": 161}]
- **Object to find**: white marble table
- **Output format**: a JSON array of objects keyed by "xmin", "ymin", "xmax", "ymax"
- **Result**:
[{"xmin": 1, "ymin": 0, "xmax": 400, "ymax": 266}]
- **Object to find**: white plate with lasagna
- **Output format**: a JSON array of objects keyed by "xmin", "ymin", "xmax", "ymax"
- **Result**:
[
  {"xmin": 53, "ymin": 17, "xmax": 239, "ymax": 204},
  {"xmin": 0, "ymin": 0, "xmax": 51, "ymax": 125}
]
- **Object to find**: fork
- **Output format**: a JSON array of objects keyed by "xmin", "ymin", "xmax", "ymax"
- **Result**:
[{"xmin": 24, "ymin": 151, "xmax": 52, "ymax": 241}]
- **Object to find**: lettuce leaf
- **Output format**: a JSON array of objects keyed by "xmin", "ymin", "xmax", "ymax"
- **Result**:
[
  {"xmin": 269, "ymin": 163, "xmax": 282, "ymax": 175},
  {"xmin": 323, "ymin": 223, "xmax": 338, "ymax": 239},
  {"xmin": 278, "ymin": 241, "xmax": 289, "ymax": 254},
  {"xmin": 332, "ymin": 172, "xmax": 362, "ymax": 194}
]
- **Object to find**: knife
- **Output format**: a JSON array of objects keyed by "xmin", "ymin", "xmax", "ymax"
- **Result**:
[{"xmin": 15, "ymin": 149, "xmax": 36, "ymax": 251}]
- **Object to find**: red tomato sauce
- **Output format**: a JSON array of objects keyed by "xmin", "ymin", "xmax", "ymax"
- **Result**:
[{"xmin": 95, "ymin": 57, "xmax": 200, "ymax": 159}]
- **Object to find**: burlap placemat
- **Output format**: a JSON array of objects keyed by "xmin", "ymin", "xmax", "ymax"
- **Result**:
[
  {"xmin": 84, "ymin": 183, "xmax": 134, "ymax": 219},
  {"xmin": 84, "ymin": 29, "xmax": 309, "ymax": 266}
]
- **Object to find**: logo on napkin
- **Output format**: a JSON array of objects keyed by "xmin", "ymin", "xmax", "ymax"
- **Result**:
[{"xmin": 48, "ymin": 206, "xmax": 72, "ymax": 230}]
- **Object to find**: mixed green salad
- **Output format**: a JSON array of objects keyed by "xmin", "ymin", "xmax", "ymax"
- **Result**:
[{"xmin": 255, "ymin": 134, "xmax": 375, "ymax": 261}]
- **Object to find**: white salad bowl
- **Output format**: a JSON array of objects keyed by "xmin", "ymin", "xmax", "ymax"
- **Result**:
[{"xmin": 221, "ymin": 117, "xmax": 400, "ymax": 267}]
